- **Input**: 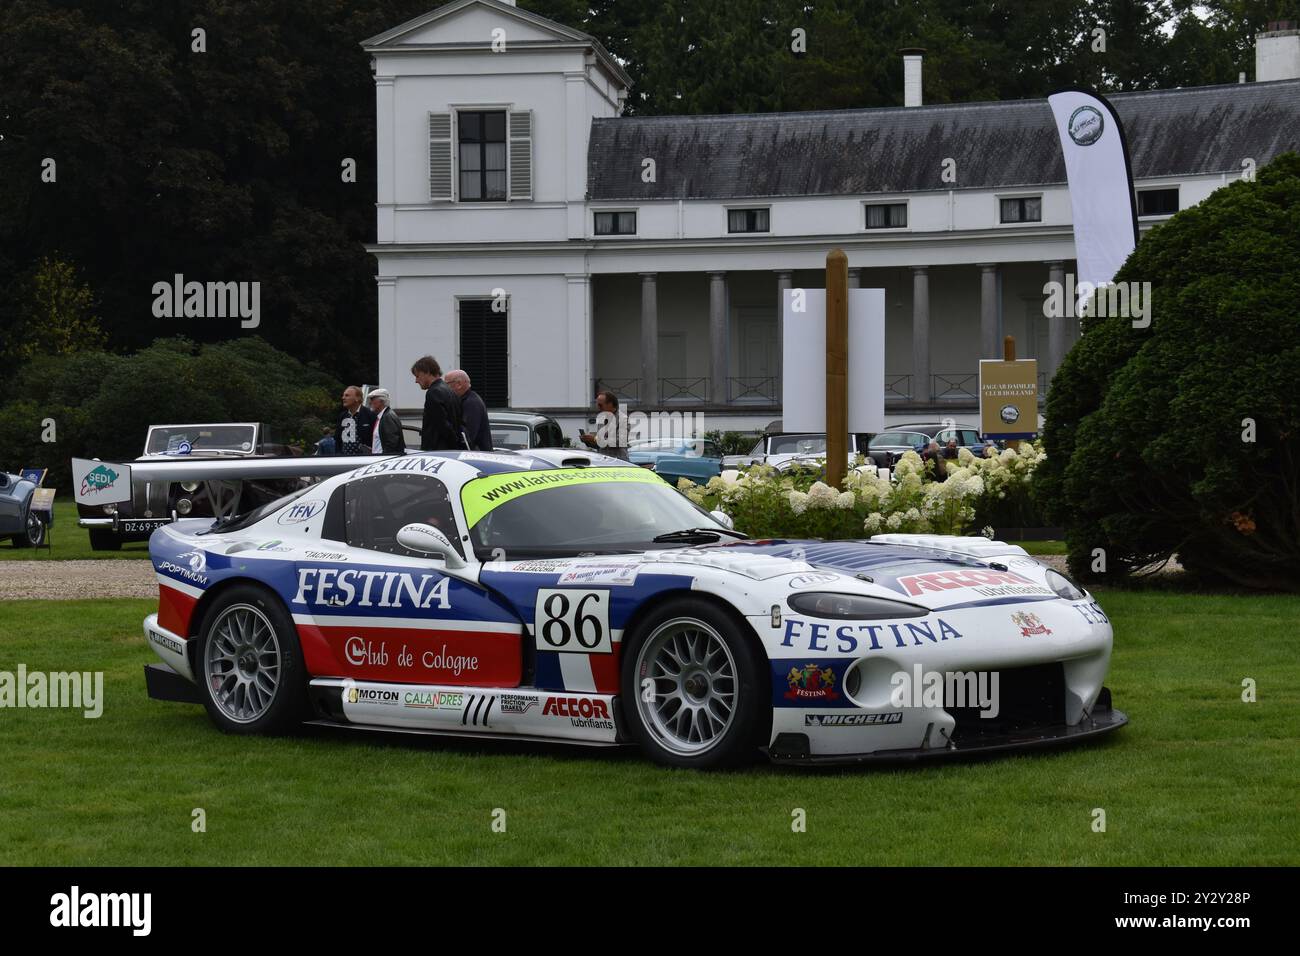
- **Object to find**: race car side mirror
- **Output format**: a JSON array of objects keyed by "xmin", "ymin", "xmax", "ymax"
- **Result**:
[
  {"xmin": 396, "ymin": 523, "xmax": 467, "ymax": 570},
  {"xmin": 710, "ymin": 510, "xmax": 734, "ymax": 531}
]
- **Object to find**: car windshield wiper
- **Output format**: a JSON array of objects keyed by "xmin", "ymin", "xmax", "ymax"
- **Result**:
[{"xmin": 652, "ymin": 526, "xmax": 745, "ymax": 543}]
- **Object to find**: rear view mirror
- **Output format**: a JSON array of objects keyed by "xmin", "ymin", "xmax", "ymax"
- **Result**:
[{"xmin": 395, "ymin": 523, "xmax": 467, "ymax": 570}]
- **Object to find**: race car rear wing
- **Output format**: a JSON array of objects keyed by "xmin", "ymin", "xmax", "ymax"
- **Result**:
[{"xmin": 70, "ymin": 454, "xmax": 393, "ymax": 518}]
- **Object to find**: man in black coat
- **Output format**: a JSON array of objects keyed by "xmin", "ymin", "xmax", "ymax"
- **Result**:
[
  {"xmin": 366, "ymin": 388, "xmax": 406, "ymax": 456},
  {"xmin": 410, "ymin": 355, "xmax": 464, "ymax": 451},
  {"xmin": 336, "ymin": 385, "xmax": 376, "ymax": 455},
  {"xmin": 444, "ymin": 369, "xmax": 492, "ymax": 451}
]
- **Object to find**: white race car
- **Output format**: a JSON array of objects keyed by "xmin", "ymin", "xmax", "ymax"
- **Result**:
[{"xmin": 139, "ymin": 448, "xmax": 1126, "ymax": 768}]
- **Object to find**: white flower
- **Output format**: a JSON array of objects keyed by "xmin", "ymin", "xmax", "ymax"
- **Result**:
[
  {"xmin": 787, "ymin": 490, "xmax": 809, "ymax": 515},
  {"xmin": 836, "ymin": 491, "xmax": 855, "ymax": 510},
  {"xmin": 885, "ymin": 513, "xmax": 903, "ymax": 530},
  {"xmin": 863, "ymin": 512, "xmax": 883, "ymax": 532}
]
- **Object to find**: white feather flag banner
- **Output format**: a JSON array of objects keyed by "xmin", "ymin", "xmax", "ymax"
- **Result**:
[{"xmin": 1048, "ymin": 88, "xmax": 1140, "ymax": 312}]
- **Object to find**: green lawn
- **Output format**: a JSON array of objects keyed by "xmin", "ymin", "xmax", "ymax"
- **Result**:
[
  {"xmin": 0, "ymin": 498, "xmax": 150, "ymax": 560},
  {"xmin": 1018, "ymin": 539, "xmax": 1067, "ymax": 555},
  {"xmin": 1, "ymin": 591, "xmax": 1296, "ymax": 865}
]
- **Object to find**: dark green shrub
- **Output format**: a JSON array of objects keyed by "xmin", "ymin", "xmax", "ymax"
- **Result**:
[{"xmin": 1039, "ymin": 153, "xmax": 1300, "ymax": 591}]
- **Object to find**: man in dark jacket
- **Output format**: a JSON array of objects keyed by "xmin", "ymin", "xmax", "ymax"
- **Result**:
[
  {"xmin": 411, "ymin": 355, "xmax": 463, "ymax": 451},
  {"xmin": 445, "ymin": 369, "xmax": 492, "ymax": 451},
  {"xmin": 336, "ymin": 386, "xmax": 376, "ymax": 455},
  {"xmin": 366, "ymin": 388, "xmax": 406, "ymax": 456}
]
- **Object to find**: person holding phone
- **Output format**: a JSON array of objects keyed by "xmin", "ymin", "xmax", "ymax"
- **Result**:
[{"xmin": 579, "ymin": 390, "xmax": 628, "ymax": 460}]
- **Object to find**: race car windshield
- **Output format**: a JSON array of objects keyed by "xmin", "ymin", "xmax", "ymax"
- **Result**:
[
  {"xmin": 463, "ymin": 469, "xmax": 726, "ymax": 557},
  {"xmin": 146, "ymin": 425, "xmax": 256, "ymax": 455}
]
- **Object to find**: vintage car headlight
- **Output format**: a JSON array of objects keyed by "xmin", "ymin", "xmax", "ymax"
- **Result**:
[
  {"xmin": 787, "ymin": 592, "xmax": 928, "ymax": 620},
  {"xmin": 102, "ymin": 504, "xmax": 117, "ymax": 515},
  {"xmin": 176, "ymin": 498, "xmax": 193, "ymax": 515},
  {"xmin": 180, "ymin": 481, "xmax": 200, "ymax": 493},
  {"xmin": 1045, "ymin": 568, "xmax": 1086, "ymax": 601}
]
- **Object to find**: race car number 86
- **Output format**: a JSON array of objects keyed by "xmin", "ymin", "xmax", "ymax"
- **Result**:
[{"xmin": 534, "ymin": 589, "xmax": 612, "ymax": 654}]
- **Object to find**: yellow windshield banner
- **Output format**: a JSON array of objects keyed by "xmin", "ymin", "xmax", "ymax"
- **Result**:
[{"xmin": 460, "ymin": 467, "xmax": 665, "ymax": 527}]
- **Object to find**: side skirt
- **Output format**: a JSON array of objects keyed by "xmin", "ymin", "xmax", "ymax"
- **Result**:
[{"xmin": 308, "ymin": 677, "xmax": 622, "ymax": 745}]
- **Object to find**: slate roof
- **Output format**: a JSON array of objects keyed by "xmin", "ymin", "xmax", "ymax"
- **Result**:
[{"xmin": 586, "ymin": 79, "xmax": 1300, "ymax": 200}]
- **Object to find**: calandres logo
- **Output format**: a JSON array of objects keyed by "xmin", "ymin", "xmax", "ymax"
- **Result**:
[
  {"xmin": 79, "ymin": 464, "xmax": 119, "ymax": 497},
  {"xmin": 1068, "ymin": 104, "xmax": 1104, "ymax": 146},
  {"xmin": 785, "ymin": 663, "xmax": 839, "ymax": 701}
]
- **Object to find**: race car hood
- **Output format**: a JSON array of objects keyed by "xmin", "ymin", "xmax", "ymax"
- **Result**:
[{"xmin": 691, "ymin": 539, "xmax": 1059, "ymax": 612}]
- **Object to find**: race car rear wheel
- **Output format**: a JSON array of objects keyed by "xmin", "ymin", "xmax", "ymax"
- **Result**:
[
  {"xmin": 622, "ymin": 598, "xmax": 768, "ymax": 769},
  {"xmin": 195, "ymin": 585, "xmax": 306, "ymax": 735}
]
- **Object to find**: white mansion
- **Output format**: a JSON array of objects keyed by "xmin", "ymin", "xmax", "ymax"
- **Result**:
[{"xmin": 364, "ymin": 0, "xmax": 1300, "ymax": 430}]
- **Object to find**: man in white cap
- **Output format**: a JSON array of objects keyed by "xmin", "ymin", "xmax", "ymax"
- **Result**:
[{"xmin": 367, "ymin": 388, "xmax": 406, "ymax": 456}]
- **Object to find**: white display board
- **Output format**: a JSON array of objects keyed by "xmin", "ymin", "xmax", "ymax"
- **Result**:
[
  {"xmin": 71, "ymin": 458, "xmax": 134, "ymax": 506},
  {"xmin": 781, "ymin": 288, "xmax": 886, "ymax": 433}
]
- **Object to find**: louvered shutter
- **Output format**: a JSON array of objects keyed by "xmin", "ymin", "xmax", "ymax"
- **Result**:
[
  {"xmin": 429, "ymin": 112, "xmax": 453, "ymax": 201},
  {"xmin": 459, "ymin": 299, "xmax": 509, "ymax": 407},
  {"xmin": 508, "ymin": 110, "xmax": 532, "ymax": 201}
]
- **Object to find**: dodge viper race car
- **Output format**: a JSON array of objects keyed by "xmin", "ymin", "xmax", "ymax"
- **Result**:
[{"xmin": 140, "ymin": 448, "xmax": 1126, "ymax": 768}]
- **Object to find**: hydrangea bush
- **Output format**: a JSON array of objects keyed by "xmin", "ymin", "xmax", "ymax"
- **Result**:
[{"xmin": 680, "ymin": 443, "xmax": 1044, "ymax": 540}]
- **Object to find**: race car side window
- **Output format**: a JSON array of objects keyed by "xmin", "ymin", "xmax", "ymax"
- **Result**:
[{"xmin": 343, "ymin": 474, "xmax": 464, "ymax": 559}]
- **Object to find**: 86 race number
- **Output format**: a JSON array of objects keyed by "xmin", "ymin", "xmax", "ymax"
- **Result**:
[{"xmin": 534, "ymin": 589, "xmax": 611, "ymax": 654}]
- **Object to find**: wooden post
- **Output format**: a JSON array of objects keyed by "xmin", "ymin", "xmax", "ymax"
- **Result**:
[
  {"xmin": 1002, "ymin": 336, "xmax": 1019, "ymax": 451},
  {"xmin": 826, "ymin": 249, "xmax": 849, "ymax": 490}
]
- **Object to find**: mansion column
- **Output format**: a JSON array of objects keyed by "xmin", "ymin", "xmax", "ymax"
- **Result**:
[
  {"xmin": 709, "ymin": 271, "xmax": 728, "ymax": 404},
  {"xmin": 979, "ymin": 263, "xmax": 1000, "ymax": 359},
  {"xmin": 911, "ymin": 266, "xmax": 931, "ymax": 404},
  {"xmin": 639, "ymin": 273, "xmax": 658, "ymax": 405},
  {"xmin": 775, "ymin": 270, "xmax": 792, "ymax": 377},
  {"xmin": 1045, "ymin": 260, "xmax": 1067, "ymax": 383}
]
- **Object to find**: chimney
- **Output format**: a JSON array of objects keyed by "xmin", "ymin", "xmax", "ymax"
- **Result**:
[
  {"xmin": 901, "ymin": 47, "xmax": 924, "ymax": 107},
  {"xmin": 1256, "ymin": 20, "xmax": 1300, "ymax": 81}
]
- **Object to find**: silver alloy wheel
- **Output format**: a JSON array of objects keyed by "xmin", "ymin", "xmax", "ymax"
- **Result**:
[
  {"xmin": 635, "ymin": 616, "xmax": 738, "ymax": 755},
  {"xmin": 24, "ymin": 512, "xmax": 43, "ymax": 545},
  {"xmin": 204, "ymin": 603, "xmax": 281, "ymax": 723}
]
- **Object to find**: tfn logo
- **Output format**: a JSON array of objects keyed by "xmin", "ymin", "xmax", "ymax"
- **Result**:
[
  {"xmin": 49, "ymin": 886, "xmax": 151, "ymax": 936},
  {"xmin": 277, "ymin": 499, "xmax": 325, "ymax": 526}
]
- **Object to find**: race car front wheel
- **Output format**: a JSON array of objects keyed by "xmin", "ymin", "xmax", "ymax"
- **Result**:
[
  {"xmin": 621, "ymin": 597, "xmax": 768, "ymax": 769},
  {"xmin": 195, "ymin": 585, "xmax": 307, "ymax": 735}
]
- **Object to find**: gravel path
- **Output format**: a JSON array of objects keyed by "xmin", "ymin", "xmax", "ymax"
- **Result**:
[{"xmin": 0, "ymin": 560, "xmax": 157, "ymax": 600}]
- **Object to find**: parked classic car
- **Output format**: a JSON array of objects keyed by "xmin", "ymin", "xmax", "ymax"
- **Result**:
[
  {"xmin": 401, "ymin": 409, "xmax": 565, "ymax": 452},
  {"xmin": 77, "ymin": 423, "xmax": 303, "ymax": 551},
  {"xmin": 865, "ymin": 423, "xmax": 997, "ymax": 468},
  {"xmin": 628, "ymin": 437, "xmax": 724, "ymax": 487},
  {"xmin": 0, "ymin": 471, "xmax": 45, "ymax": 547}
]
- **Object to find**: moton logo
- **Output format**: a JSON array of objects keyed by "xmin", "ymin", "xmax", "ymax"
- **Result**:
[{"xmin": 277, "ymin": 500, "xmax": 325, "ymax": 526}]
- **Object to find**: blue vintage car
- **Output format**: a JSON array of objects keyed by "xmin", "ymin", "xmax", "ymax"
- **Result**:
[
  {"xmin": 627, "ymin": 437, "xmax": 724, "ymax": 486},
  {"xmin": 0, "ymin": 471, "xmax": 46, "ymax": 547}
]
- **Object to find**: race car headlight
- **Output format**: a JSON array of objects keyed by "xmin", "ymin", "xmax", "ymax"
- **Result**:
[
  {"xmin": 787, "ymin": 592, "xmax": 928, "ymax": 620},
  {"xmin": 1045, "ymin": 568, "xmax": 1086, "ymax": 601},
  {"xmin": 180, "ymin": 481, "xmax": 200, "ymax": 493},
  {"xmin": 176, "ymin": 498, "xmax": 192, "ymax": 515}
]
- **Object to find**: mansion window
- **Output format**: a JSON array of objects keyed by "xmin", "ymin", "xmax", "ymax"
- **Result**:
[
  {"xmin": 865, "ymin": 202, "xmax": 907, "ymax": 229},
  {"xmin": 1138, "ymin": 187, "xmax": 1179, "ymax": 217},
  {"xmin": 458, "ymin": 111, "xmax": 507, "ymax": 202},
  {"xmin": 727, "ymin": 208, "xmax": 770, "ymax": 233},
  {"xmin": 999, "ymin": 196, "xmax": 1042, "ymax": 223},
  {"xmin": 594, "ymin": 211, "xmax": 637, "ymax": 235}
]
